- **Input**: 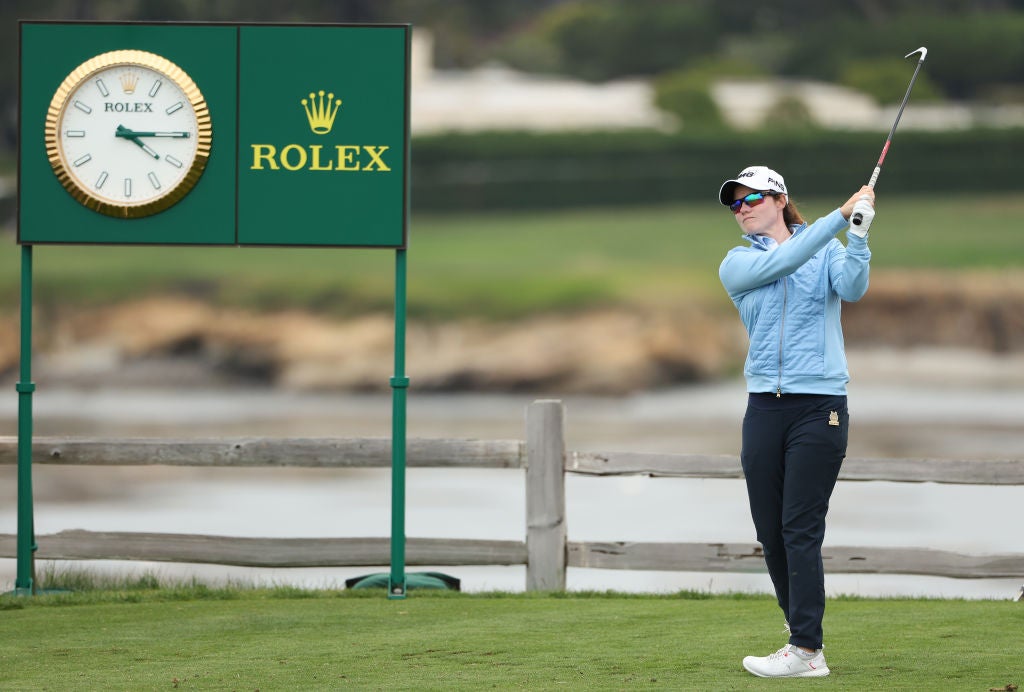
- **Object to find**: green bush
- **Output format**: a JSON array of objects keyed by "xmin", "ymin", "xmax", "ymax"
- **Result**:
[
  {"xmin": 410, "ymin": 128, "xmax": 1024, "ymax": 212},
  {"xmin": 653, "ymin": 70, "xmax": 722, "ymax": 131},
  {"xmin": 764, "ymin": 94, "xmax": 820, "ymax": 131},
  {"xmin": 653, "ymin": 58, "xmax": 764, "ymax": 131}
]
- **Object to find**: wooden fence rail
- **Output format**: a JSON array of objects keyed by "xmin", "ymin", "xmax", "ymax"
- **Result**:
[
  {"xmin": 2, "ymin": 399, "xmax": 1022, "ymax": 589},
  {"xmin": 3, "ymin": 437, "xmax": 1023, "ymax": 484}
]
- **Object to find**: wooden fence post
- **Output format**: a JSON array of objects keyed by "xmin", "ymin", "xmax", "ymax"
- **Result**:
[{"xmin": 525, "ymin": 399, "xmax": 567, "ymax": 591}]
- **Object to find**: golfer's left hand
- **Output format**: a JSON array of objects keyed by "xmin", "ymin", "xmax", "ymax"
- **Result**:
[{"xmin": 849, "ymin": 195, "xmax": 875, "ymax": 237}]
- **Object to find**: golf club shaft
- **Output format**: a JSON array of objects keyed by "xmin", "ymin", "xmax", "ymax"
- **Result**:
[{"xmin": 852, "ymin": 47, "xmax": 927, "ymax": 225}]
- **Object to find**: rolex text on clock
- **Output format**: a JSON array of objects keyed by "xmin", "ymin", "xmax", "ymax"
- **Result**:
[{"xmin": 44, "ymin": 49, "xmax": 212, "ymax": 218}]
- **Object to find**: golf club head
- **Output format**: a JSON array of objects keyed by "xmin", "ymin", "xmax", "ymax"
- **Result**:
[{"xmin": 905, "ymin": 46, "xmax": 927, "ymax": 62}]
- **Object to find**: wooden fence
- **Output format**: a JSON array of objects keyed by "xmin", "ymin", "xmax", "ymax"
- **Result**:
[{"xmin": 2, "ymin": 399, "xmax": 1023, "ymax": 591}]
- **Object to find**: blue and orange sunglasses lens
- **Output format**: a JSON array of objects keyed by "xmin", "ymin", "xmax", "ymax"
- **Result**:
[{"xmin": 729, "ymin": 192, "xmax": 775, "ymax": 213}]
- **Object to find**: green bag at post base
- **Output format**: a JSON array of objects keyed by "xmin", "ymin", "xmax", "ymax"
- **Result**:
[{"xmin": 346, "ymin": 572, "xmax": 460, "ymax": 591}]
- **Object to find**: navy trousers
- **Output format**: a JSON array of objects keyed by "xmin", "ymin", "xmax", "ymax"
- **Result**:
[{"xmin": 741, "ymin": 393, "xmax": 848, "ymax": 651}]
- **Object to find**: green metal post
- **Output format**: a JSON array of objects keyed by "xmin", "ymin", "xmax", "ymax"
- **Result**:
[
  {"xmin": 388, "ymin": 248, "xmax": 409, "ymax": 599},
  {"xmin": 15, "ymin": 244, "xmax": 36, "ymax": 595}
]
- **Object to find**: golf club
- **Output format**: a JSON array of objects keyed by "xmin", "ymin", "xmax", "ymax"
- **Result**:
[{"xmin": 851, "ymin": 46, "xmax": 928, "ymax": 226}]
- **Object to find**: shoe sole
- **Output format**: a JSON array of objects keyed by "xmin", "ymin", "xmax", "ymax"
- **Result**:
[{"xmin": 742, "ymin": 662, "xmax": 831, "ymax": 678}]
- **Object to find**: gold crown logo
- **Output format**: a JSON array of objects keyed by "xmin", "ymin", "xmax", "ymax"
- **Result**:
[
  {"xmin": 120, "ymin": 72, "xmax": 139, "ymax": 94},
  {"xmin": 301, "ymin": 90, "xmax": 342, "ymax": 135}
]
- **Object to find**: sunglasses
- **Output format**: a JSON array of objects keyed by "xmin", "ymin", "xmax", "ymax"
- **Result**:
[{"xmin": 729, "ymin": 191, "xmax": 779, "ymax": 214}]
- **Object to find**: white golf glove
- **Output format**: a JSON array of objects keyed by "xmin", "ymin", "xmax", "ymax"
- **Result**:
[{"xmin": 849, "ymin": 195, "xmax": 874, "ymax": 237}]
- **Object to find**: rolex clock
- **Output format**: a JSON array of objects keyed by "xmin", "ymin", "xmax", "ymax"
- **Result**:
[{"xmin": 44, "ymin": 49, "xmax": 212, "ymax": 218}]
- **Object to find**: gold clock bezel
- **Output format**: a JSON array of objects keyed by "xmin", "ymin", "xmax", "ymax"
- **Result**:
[{"xmin": 44, "ymin": 49, "xmax": 213, "ymax": 219}]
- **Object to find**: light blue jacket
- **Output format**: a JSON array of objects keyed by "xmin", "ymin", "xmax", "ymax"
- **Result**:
[{"xmin": 718, "ymin": 209, "xmax": 871, "ymax": 395}]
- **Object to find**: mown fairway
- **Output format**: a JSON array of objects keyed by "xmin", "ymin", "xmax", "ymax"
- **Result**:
[
  {"xmin": 1, "ymin": 588, "xmax": 1021, "ymax": 690},
  {"xmin": 2, "ymin": 193, "xmax": 1019, "ymax": 320}
]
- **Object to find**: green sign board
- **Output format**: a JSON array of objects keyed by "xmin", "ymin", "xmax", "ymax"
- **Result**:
[{"xmin": 18, "ymin": 22, "xmax": 409, "ymax": 247}]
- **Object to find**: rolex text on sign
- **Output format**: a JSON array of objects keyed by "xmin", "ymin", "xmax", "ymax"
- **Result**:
[
  {"xmin": 250, "ymin": 87, "xmax": 391, "ymax": 174},
  {"xmin": 250, "ymin": 145, "xmax": 391, "ymax": 172}
]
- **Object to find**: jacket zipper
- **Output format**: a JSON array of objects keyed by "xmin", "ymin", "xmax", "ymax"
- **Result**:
[{"xmin": 777, "ymin": 277, "xmax": 787, "ymax": 397}]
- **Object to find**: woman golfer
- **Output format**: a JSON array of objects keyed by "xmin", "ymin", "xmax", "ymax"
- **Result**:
[{"xmin": 717, "ymin": 165, "xmax": 875, "ymax": 678}]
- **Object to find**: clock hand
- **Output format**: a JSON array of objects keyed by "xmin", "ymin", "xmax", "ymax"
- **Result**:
[
  {"xmin": 127, "ymin": 136, "xmax": 160, "ymax": 159},
  {"xmin": 116, "ymin": 125, "xmax": 189, "ymax": 138},
  {"xmin": 116, "ymin": 125, "xmax": 160, "ymax": 159},
  {"xmin": 131, "ymin": 131, "xmax": 190, "ymax": 138}
]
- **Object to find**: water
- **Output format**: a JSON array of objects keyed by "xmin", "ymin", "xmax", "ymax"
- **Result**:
[{"xmin": 1, "ymin": 348, "xmax": 1022, "ymax": 599}]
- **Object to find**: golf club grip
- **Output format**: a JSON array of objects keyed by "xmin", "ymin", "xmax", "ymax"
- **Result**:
[
  {"xmin": 851, "ymin": 167, "xmax": 881, "ymax": 225},
  {"xmin": 866, "ymin": 166, "xmax": 881, "ymax": 189}
]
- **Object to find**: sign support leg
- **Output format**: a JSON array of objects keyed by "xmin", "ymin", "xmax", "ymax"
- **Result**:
[
  {"xmin": 15, "ymin": 245, "xmax": 37, "ymax": 596},
  {"xmin": 388, "ymin": 248, "xmax": 409, "ymax": 599}
]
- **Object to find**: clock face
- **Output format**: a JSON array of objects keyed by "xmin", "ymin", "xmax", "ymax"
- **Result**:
[{"xmin": 44, "ymin": 50, "xmax": 212, "ymax": 218}]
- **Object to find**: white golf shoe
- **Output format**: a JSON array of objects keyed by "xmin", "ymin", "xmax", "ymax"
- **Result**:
[{"xmin": 742, "ymin": 644, "xmax": 830, "ymax": 678}]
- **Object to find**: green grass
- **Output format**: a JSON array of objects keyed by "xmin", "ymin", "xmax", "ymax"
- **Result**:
[
  {"xmin": 0, "ymin": 580, "xmax": 1020, "ymax": 690},
  {"xmin": 2, "ymin": 193, "xmax": 1021, "ymax": 320}
]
